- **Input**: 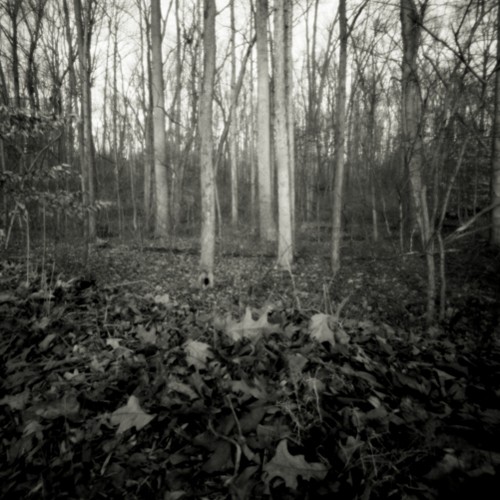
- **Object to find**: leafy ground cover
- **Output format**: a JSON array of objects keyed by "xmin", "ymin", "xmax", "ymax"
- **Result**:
[{"xmin": 1, "ymin": 234, "xmax": 500, "ymax": 499}]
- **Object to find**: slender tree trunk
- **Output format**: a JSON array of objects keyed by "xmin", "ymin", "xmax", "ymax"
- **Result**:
[
  {"xmin": 274, "ymin": 0, "xmax": 293, "ymax": 268},
  {"xmin": 401, "ymin": 0, "xmax": 435, "ymax": 322},
  {"xmin": 112, "ymin": 11, "xmax": 123, "ymax": 237},
  {"xmin": 0, "ymin": 27, "xmax": 8, "ymax": 105},
  {"xmin": 151, "ymin": 0, "xmax": 169, "ymax": 240},
  {"xmin": 229, "ymin": 0, "xmax": 238, "ymax": 226},
  {"xmin": 199, "ymin": 0, "xmax": 216, "ymax": 286},
  {"xmin": 101, "ymin": 23, "xmax": 110, "ymax": 153},
  {"xmin": 331, "ymin": 0, "xmax": 347, "ymax": 274},
  {"xmin": 139, "ymin": 1, "xmax": 153, "ymax": 232},
  {"xmin": 172, "ymin": 0, "xmax": 183, "ymax": 232},
  {"xmin": 306, "ymin": 0, "xmax": 319, "ymax": 223},
  {"xmin": 0, "ymin": 138, "xmax": 6, "ymax": 231},
  {"xmin": 7, "ymin": 0, "xmax": 21, "ymax": 108},
  {"xmin": 285, "ymin": 0, "xmax": 295, "ymax": 243},
  {"xmin": 256, "ymin": 0, "xmax": 276, "ymax": 242},
  {"xmin": 491, "ymin": 0, "xmax": 500, "ymax": 245},
  {"xmin": 62, "ymin": 0, "xmax": 76, "ymax": 234},
  {"xmin": 249, "ymin": 54, "xmax": 257, "ymax": 230},
  {"xmin": 73, "ymin": 0, "xmax": 96, "ymax": 241},
  {"xmin": 129, "ymin": 139, "xmax": 138, "ymax": 232},
  {"xmin": 370, "ymin": 172, "xmax": 379, "ymax": 242}
]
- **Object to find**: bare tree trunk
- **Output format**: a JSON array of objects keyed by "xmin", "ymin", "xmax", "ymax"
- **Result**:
[
  {"xmin": 151, "ymin": 0, "xmax": 169, "ymax": 240},
  {"xmin": 199, "ymin": 0, "xmax": 216, "ymax": 286},
  {"xmin": 171, "ymin": 0, "xmax": 183, "ymax": 232},
  {"xmin": 370, "ymin": 172, "xmax": 379, "ymax": 242},
  {"xmin": 229, "ymin": 0, "xmax": 238, "ymax": 226},
  {"xmin": 305, "ymin": 0, "xmax": 319, "ymax": 223},
  {"xmin": 62, "ymin": 0, "xmax": 77, "ymax": 235},
  {"xmin": 0, "ymin": 27, "xmax": 8, "ymax": 105},
  {"xmin": 401, "ymin": 0, "xmax": 435, "ymax": 322},
  {"xmin": 6, "ymin": 0, "xmax": 21, "ymax": 108},
  {"xmin": 137, "ymin": 0, "xmax": 152, "ymax": 232},
  {"xmin": 112, "ymin": 9, "xmax": 123, "ymax": 237},
  {"xmin": 129, "ymin": 139, "xmax": 138, "ymax": 233},
  {"xmin": 274, "ymin": 0, "xmax": 293, "ymax": 268},
  {"xmin": 256, "ymin": 0, "xmax": 276, "ymax": 242},
  {"xmin": 23, "ymin": 0, "xmax": 46, "ymax": 111},
  {"xmin": 249, "ymin": 54, "xmax": 257, "ymax": 231},
  {"xmin": 73, "ymin": 0, "xmax": 96, "ymax": 242},
  {"xmin": 101, "ymin": 21, "xmax": 110, "ymax": 153},
  {"xmin": 0, "ymin": 138, "xmax": 6, "ymax": 231},
  {"xmin": 285, "ymin": 0, "xmax": 295, "ymax": 243},
  {"xmin": 492, "ymin": 0, "xmax": 500, "ymax": 246},
  {"xmin": 331, "ymin": 0, "xmax": 347, "ymax": 274}
]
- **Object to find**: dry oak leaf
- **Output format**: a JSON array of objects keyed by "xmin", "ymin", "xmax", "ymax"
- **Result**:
[
  {"xmin": 223, "ymin": 307, "xmax": 281, "ymax": 342},
  {"xmin": 110, "ymin": 395, "xmax": 155, "ymax": 434},
  {"xmin": 263, "ymin": 439, "xmax": 328, "ymax": 489},
  {"xmin": 183, "ymin": 339, "xmax": 213, "ymax": 370},
  {"xmin": 309, "ymin": 313, "xmax": 349, "ymax": 347}
]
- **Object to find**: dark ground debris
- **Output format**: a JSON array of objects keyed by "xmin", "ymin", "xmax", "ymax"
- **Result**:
[{"xmin": 1, "ymin": 234, "xmax": 499, "ymax": 499}]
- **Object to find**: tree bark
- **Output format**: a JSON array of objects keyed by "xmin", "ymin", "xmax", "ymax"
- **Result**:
[
  {"xmin": 73, "ymin": 0, "xmax": 96, "ymax": 241},
  {"xmin": 491, "ymin": 0, "xmax": 500, "ymax": 246},
  {"xmin": 285, "ymin": 0, "xmax": 295, "ymax": 243},
  {"xmin": 256, "ymin": 0, "xmax": 276, "ymax": 242},
  {"xmin": 151, "ymin": 0, "xmax": 169, "ymax": 240},
  {"xmin": 112, "ymin": 9, "xmax": 123, "ymax": 237},
  {"xmin": 229, "ymin": 0, "xmax": 238, "ymax": 226},
  {"xmin": 6, "ymin": 0, "xmax": 21, "ymax": 108},
  {"xmin": 274, "ymin": 0, "xmax": 293, "ymax": 268},
  {"xmin": 401, "ymin": 0, "xmax": 435, "ymax": 322},
  {"xmin": 138, "ymin": 0, "xmax": 153, "ymax": 233},
  {"xmin": 23, "ymin": 0, "xmax": 47, "ymax": 111},
  {"xmin": 199, "ymin": 0, "xmax": 216, "ymax": 286},
  {"xmin": 331, "ymin": 0, "xmax": 347, "ymax": 274}
]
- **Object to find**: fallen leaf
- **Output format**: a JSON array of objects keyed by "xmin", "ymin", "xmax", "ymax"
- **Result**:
[
  {"xmin": 110, "ymin": 395, "xmax": 155, "ymax": 434},
  {"xmin": 308, "ymin": 314, "xmax": 334, "ymax": 345},
  {"xmin": 0, "ymin": 388, "xmax": 30, "ymax": 410},
  {"xmin": 183, "ymin": 340, "xmax": 213, "ymax": 370},
  {"xmin": 230, "ymin": 465, "xmax": 259, "ymax": 500},
  {"xmin": 230, "ymin": 379, "xmax": 267, "ymax": 400},
  {"xmin": 0, "ymin": 292, "xmax": 17, "ymax": 304},
  {"xmin": 305, "ymin": 377, "xmax": 325, "ymax": 394},
  {"xmin": 136, "ymin": 324, "xmax": 156, "ymax": 345},
  {"xmin": 34, "ymin": 394, "xmax": 80, "ymax": 420},
  {"xmin": 106, "ymin": 338, "xmax": 123, "ymax": 349},
  {"xmin": 263, "ymin": 439, "xmax": 328, "ymax": 489},
  {"xmin": 90, "ymin": 355, "xmax": 110, "ymax": 373},
  {"xmin": 202, "ymin": 440, "xmax": 233, "ymax": 473},
  {"xmin": 309, "ymin": 314, "xmax": 349, "ymax": 346},
  {"xmin": 34, "ymin": 317, "xmax": 51, "ymax": 332},
  {"xmin": 224, "ymin": 307, "xmax": 281, "ymax": 342},
  {"xmin": 339, "ymin": 435, "xmax": 363, "ymax": 465},
  {"xmin": 154, "ymin": 293, "xmax": 170, "ymax": 305},
  {"xmin": 38, "ymin": 332, "xmax": 56, "ymax": 351},
  {"xmin": 168, "ymin": 379, "xmax": 199, "ymax": 400},
  {"xmin": 287, "ymin": 353, "xmax": 308, "ymax": 381}
]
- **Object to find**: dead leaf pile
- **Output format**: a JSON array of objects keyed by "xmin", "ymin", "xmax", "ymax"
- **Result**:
[{"xmin": 1, "ymin": 259, "xmax": 500, "ymax": 499}]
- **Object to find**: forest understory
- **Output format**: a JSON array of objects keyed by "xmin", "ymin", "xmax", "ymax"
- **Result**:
[{"xmin": 1, "ymin": 230, "xmax": 500, "ymax": 500}]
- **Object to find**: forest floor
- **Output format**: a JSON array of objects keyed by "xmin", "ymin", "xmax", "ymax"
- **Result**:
[{"xmin": 1, "ymin": 229, "xmax": 500, "ymax": 499}]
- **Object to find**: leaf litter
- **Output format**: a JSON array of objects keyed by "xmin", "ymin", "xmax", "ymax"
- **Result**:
[{"xmin": 0, "ymin": 239, "xmax": 500, "ymax": 499}]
